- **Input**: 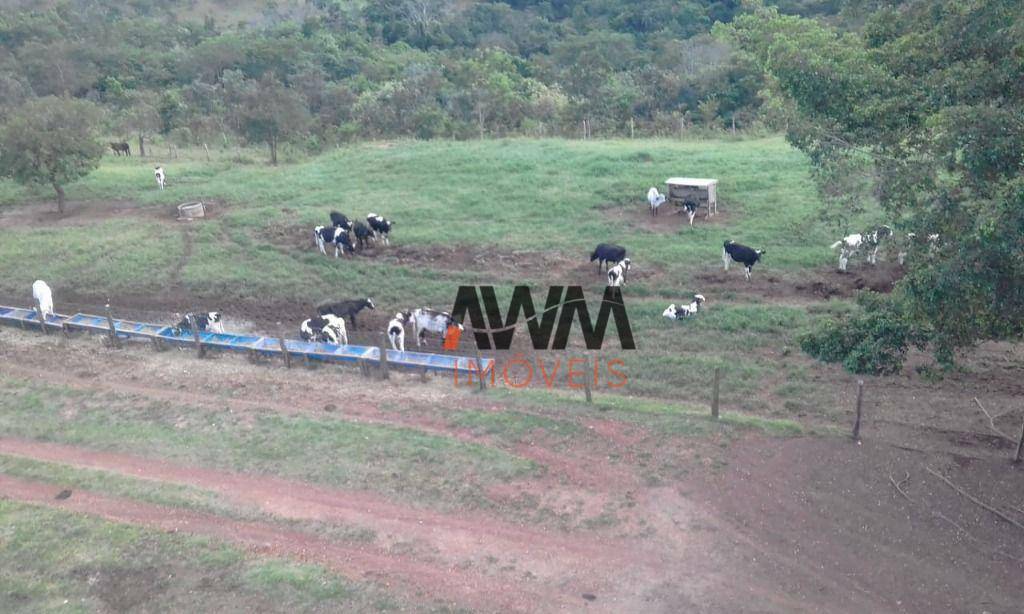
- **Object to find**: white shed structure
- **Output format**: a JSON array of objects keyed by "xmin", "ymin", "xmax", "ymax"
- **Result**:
[{"xmin": 665, "ymin": 177, "xmax": 718, "ymax": 217}]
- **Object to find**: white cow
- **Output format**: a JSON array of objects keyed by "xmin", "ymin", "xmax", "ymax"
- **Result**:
[
  {"xmin": 409, "ymin": 308, "xmax": 463, "ymax": 347},
  {"xmin": 387, "ymin": 312, "xmax": 410, "ymax": 352},
  {"xmin": 647, "ymin": 187, "xmax": 666, "ymax": 216},
  {"xmin": 32, "ymin": 280, "xmax": 53, "ymax": 318}
]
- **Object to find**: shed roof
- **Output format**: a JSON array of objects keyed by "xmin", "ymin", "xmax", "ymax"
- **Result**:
[{"xmin": 665, "ymin": 177, "xmax": 718, "ymax": 187}]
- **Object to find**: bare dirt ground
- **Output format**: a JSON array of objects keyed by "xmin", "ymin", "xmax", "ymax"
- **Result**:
[{"xmin": 1, "ymin": 329, "xmax": 1023, "ymax": 612}]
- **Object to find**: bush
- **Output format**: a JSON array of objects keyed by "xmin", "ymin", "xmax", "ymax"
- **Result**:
[{"xmin": 800, "ymin": 294, "xmax": 922, "ymax": 375}]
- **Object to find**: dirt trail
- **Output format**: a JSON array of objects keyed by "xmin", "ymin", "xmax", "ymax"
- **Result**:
[{"xmin": 0, "ymin": 474, "xmax": 561, "ymax": 613}]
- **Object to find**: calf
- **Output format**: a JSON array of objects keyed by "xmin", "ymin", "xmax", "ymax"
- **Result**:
[
  {"xmin": 830, "ymin": 225, "xmax": 892, "ymax": 272},
  {"xmin": 387, "ymin": 311, "xmax": 411, "ymax": 352},
  {"xmin": 313, "ymin": 225, "xmax": 355, "ymax": 257},
  {"xmin": 330, "ymin": 211, "xmax": 353, "ymax": 232},
  {"xmin": 681, "ymin": 200, "xmax": 699, "ymax": 227},
  {"xmin": 299, "ymin": 314, "xmax": 348, "ymax": 345},
  {"xmin": 366, "ymin": 213, "xmax": 393, "ymax": 246},
  {"xmin": 663, "ymin": 294, "xmax": 706, "ymax": 320},
  {"xmin": 32, "ymin": 280, "xmax": 54, "ymax": 319},
  {"xmin": 173, "ymin": 311, "xmax": 224, "ymax": 336},
  {"xmin": 606, "ymin": 258, "xmax": 631, "ymax": 287},
  {"xmin": 647, "ymin": 187, "xmax": 666, "ymax": 216},
  {"xmin": 590, "ymin": 243, "xmax": 627, "ymax": 273},
  {"xmin": 154, "ymin": 166, "xmax": 166, "ymax": 189},
  {"xmin": 723, "ymin": 240, "xmax": 765, "ymax": 281},
  {"xmin": 317, "ymin": 298, "xmax": 375, "ymax": 330},
  {"xmin": 409, "ymin": 308, "xmax": 463, "ymax": 347},
  {"xmin": 352, "ymin": 221, "xmax": 374, "ymax": 250}
]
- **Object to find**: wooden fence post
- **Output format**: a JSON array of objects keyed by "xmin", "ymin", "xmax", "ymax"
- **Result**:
[
  {"xmin": 192, "ymin": 324, "xmax": 205, "ymax": 358},
  {"xmin": 60, "ymin": 321, "xmax": 70, "ymax": 340},
  {"xmin": 474, "ymin": 344, "xmax": 486, "ymax": 392},
  {"xmin": 711, "ymin": 367, "xmax": 721, "ymax": 420},
  {"xmin": 629, "ymin": 117, "xmax": 635, "ymax": 139},
  {"xmin": 852, "ymin": 380, "xmax": 864, "ymax": 442},
  {"xmin": 36, "ymin": 298, "xmax": 49, "ymax": 336},
  {"xmin": 583, "ymin": 356, "xmax": 593, "ymax": 404},
  {"xmin": 278, "ymin": 335, "xmax": 291, "ymax": 369},
  {"xmin": 378, "ymin": 333, "xmax": 390, "ymax": 380},
  {"xmin": 1014, "ymin": 416, "xmax": 1024, "ymax": 465},
  {"xmin": 104, "ymin": 304, "xmax": 120, "ymax": 348}
]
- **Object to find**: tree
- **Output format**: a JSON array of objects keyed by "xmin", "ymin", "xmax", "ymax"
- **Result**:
[
  {"xmin": 123, "ymin": 91, "xmax": 161, "ymax": 157},
  {"xmin": 0, "ymin": 96, "xmax": 104, "ymax": 215},
  {"xmin": 238, "ymin": 76, "xmax": 311, "ymax": 164},
  {"xmin": 720, "ymin": 0, "xmax": 1024, "ymax": 368}
]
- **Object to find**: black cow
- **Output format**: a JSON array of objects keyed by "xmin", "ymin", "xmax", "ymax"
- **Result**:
[
  {"xmin": 352, "ymin": 221, "xmax": 374, "ymax": 250},
  {"xmin": 590, "ymin": 243, "xmax": 627, "ymax": 273},
  {"xmin": 722, "ymin": 240, "xmax": 765, "ymax": 281},
  {"xmin": 317, "ymin": 298, "xmax": 375, "ymax": 330},
  {"xmin": 109, "ymin": 141, "xmax": 130, "ymax": 156},
  {"xmin": 329, "ymin": 211, "xmax": 353, "ymax": 231},
  {"xmin": 366, "ymin": 213, "xmax": 393, "ymax": 246}
]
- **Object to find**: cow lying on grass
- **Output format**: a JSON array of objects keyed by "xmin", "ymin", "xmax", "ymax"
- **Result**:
[{"xmin": 663, "ymin": 294, "xmax": 706, "ymax": 320}]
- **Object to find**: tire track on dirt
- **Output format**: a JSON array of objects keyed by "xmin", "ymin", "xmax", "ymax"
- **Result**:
[{"xmin": 0, "ymin": 474, "xmax": 562, "ymax": 613}]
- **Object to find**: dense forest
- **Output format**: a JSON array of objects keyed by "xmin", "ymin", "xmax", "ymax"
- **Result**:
[{"xmin": 0, "ymin": 0, "xmax": 844, "ymax": 151}]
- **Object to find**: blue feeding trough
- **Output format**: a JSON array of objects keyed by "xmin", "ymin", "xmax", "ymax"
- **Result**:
[{"xmin": 0, "ymin": 304, "xmax": 492, "ymax": 375}]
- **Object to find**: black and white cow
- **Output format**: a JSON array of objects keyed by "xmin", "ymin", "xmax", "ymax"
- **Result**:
[
  {"xmin": 590, "ymin": 243, "xmax": 627, "ymax": 273},
  {"xmin": 682, "ymin": 200, "xmax": 699, "ymax": 227},
  {"xmin": 663, "ymin": 294, "xmax": 706, "ymax": 320},
  {"xmin": 154, "ymin": 166, "xmax": 166, "ymax": 190},
  {"xmin": 607, "ymin": 258, "xmax": 631, "ymax": 287},
  {"xmin": 409, "ymin": 308, "xmax": 464, "ymax": 347},
  {"xmin": 352, "ymin": 221, "xmax": 374, "ymax": 250},
  {"xmin": 314, "ymin": 225, "xmax": 355, "ymax": 257},
  {"xmin": 173, "ymin": 311, "xmax": 224, "ymax": 336},
  {"xmin": 830, "ymin": 225, "xmax": 893, "ymax": 272},
  {"xmin": 299, "ymin": 313, "xmax": 347, "ymax": 345},
  {"xmin": 387, "ymin": 311, "xmax": 411, "ymax": 352},
  {"xmin": 366, "ymin": 213, "xmax": 394, "ymax": 246},
  {"xmin": 647, "ymin": 187, "xmax": 666, "ymax": 216},
  {"xmin": 723, "ymin": 240, "xmax": 765, "ymax": 281},
  {"xmin": 317, "ymin": 298, "xmax": 375, "ymax": 330},
  {"xmin": 330, "ymin": 211, "xmax": 353, "ymax": 232}
]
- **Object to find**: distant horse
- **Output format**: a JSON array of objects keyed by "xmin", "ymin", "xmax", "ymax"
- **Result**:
[{"xmin": 109, "ymin": 142, "xmax": 130, "ymax": 156}]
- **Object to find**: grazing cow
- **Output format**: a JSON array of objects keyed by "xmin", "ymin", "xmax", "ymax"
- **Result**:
[
  {"xmin": 682, "ymin": 200, "xmax": 699, "ymax": 227},
  {"xmin": 607, "ymin": 258, "xmax": 631, "ymax": 287},
  {"xmin": 300, "ymin": 314, "xmax": 347, "ymax": 345},
  {"xmin": 154, "ymin": 166, "xmax": 166, "ymax": 189},
  {"xmin": 409, "ymin": 308, "xmax": 463, "ymax": 347},
  {"xmin": 313, "ymin": 225, "xmax": 355, "ymax": 257},
  {"xmin": 387, "ymin": 311, "xmax": 411, "ymax": 352},
  {"xmin": 173, "ymin": 312, "xmax": 224, "ymax": 336},
  {"xmin": 366, "ymin": 213, "xmax": 393, "ymax": 246},
  {"xmin": 830, "ymin": 225, "xmax": 893, "ymax": 272},
  {"xmin": 590, "ymin": 243, "xmax": 627, "ymax": 273},
  {"xmin": 109, "ymin": 142, "xmax": 130, "ymax": 156},
  {"xmin": 32, "ymin": 280, "xmax": 53, "ymax": 319},
  {"xmin": 723, "ymin": 240, "xmax": 765, "ymax": 281},
  {"xmin": 663, "ymin": 294, "xmax": 706, "ymax": 320},
  {"xmin": 898, "ymin": 232, "xmax": 940, "ymax": 265},
  {"xmin": 647, "ymin": 187, "xmax": 666, "ymax": 216},
  {"xmin": 352, "ymin": 221, "xmax": 374, "ymax": 250},
  {"xmin": 329, "ymin": 211, "xmax": 353, "ymax": 232},
  {"xmin": 317, "ymin": 298, "xmax": 375, "ymax": 330}
]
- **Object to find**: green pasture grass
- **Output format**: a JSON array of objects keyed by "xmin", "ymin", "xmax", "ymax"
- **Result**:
[
  {"xmin": 0, "ymin": 377, "xmax": 537, "ymax": 511},
  {"xmin": 0, "ymin": 500, "xmax": 407, "ymax": 613}
]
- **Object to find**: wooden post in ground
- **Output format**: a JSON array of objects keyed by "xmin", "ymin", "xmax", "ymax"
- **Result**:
[
  {"xmin": 60, "ymin": 321, "xmax": 70, "ymax": 340},
  {"xmin": 583, "ymin": 355, "xmax": 593, "ymax": 404},
  {"xmin": 104, "ymin": 304, "xmax": 120, "ymax": 348},
  {"xmin": 1014, "ymin": 416, "xmax": 1024, "ymax": 465},
  {"xmin": 711, "ymin": 367, "xmax": 721, "ymax": 420},
  {"xmin": 420, "ymin": 365, "xmax": 429, "ymax": 383},
  {"xmin": 278, "ymin": 336, "xmax": 291, "ymax": 369},
  {"xmin": 203, "ymin": 143, "xmax": 211, "ymax": 162},
  {"xmin": 474, "ymin": 344, "xmax": 486, "ymax": 392},
  {"xmin": 36, "ymin": 298, "xmax": 49, "ymax": 336},
  {"xmin": 378, "ymin": 333, "xmax": 389, "ymax": 380},
  {"xmin": 852, "ymin": 380, "xmax": 864, "ymax": 442},
  {"xmin": 630, "ymin": 117, "xmax": 635, "ymax": 139},
  {"xmin": 192, "ymin": 324, "xmax": 205, "ymax": 358}
]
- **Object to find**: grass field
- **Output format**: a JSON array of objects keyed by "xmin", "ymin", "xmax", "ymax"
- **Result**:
[{"xmin": 6, "ymin": 137, "xmax": 1015, "ymax": 612}]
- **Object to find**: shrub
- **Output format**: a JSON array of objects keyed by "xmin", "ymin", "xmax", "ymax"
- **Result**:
[{"xmin": 800, "ymin": 293, "xmax": 922, "ymax": 375}]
